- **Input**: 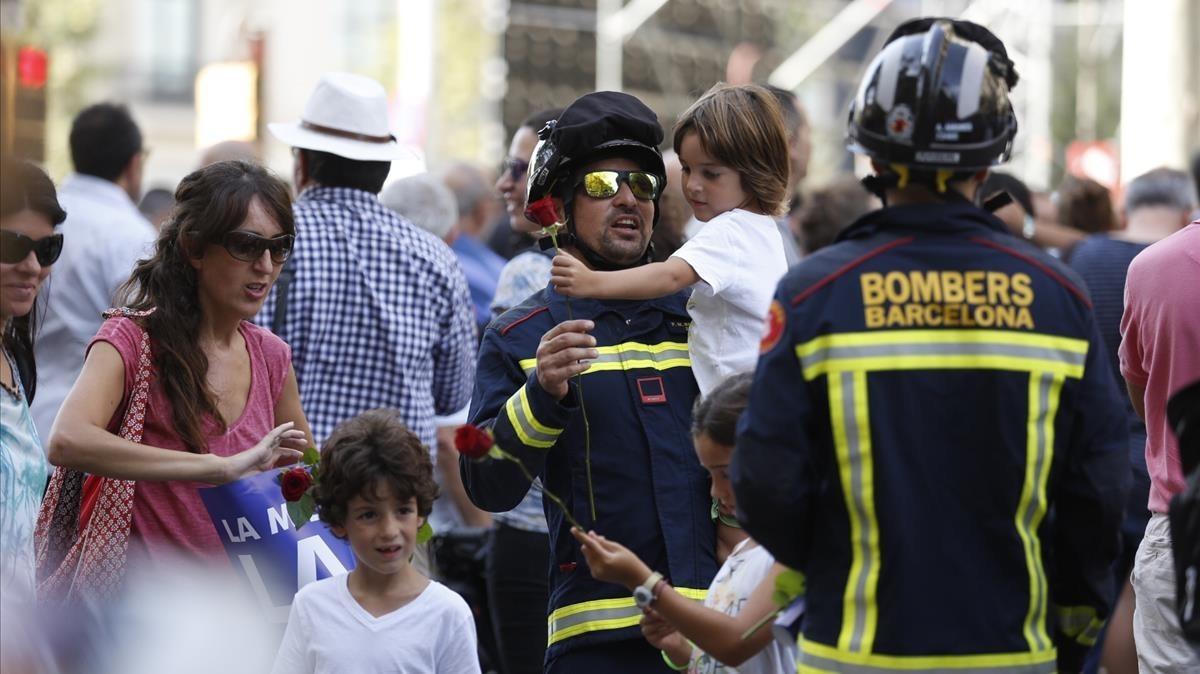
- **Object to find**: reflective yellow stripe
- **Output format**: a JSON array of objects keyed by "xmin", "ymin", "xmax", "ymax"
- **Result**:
[
  {"xmin": 1056, "ymin": 605, "xmax": 1104, "ymax": 646},
  {"xmin": 800, "ymin": 638, "xmax": 1057, "ymax": 673},
  {"xmin": 546, "ymin": 588, "xmax": 707, "ymax": 646},
  {"xmin": 504, "ymin": 386, "xmax": 561, "ymax": 449},
  {"xmin": 1016, "ymin": 372, "xmax": 1061, "ymax": 651},
  {"xmin": 796, "ymin": 330, "xmax": 1088, "ymax": 381},
  {"xmin": 831, "ymin": 371, "xmax": 880, "ymax": 653},
  {"xmin": 799, "ymin": 329, "xmax": 1085, "ymax": 655},
  {"xmin": 797, "ymin": 329, "xmax": 1089, "ymax": 355},
  {"xmin": 519, "ymin": 341, "xmax": 691, "ymax": 375}
]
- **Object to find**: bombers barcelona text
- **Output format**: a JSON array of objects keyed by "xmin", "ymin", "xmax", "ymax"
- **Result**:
[{"xmin": 859, "ymin": 271, "xmax": 1035, "ymax": 330}]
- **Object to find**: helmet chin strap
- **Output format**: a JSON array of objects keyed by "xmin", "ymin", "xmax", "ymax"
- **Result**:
[
  {"xmin": 862, "ymin": 167, "xmax": 975, "ymax": 208},
  {"xmin": 538, "ymin": 192, "xmax": 653, "ymax": 271},
  {"xmin": 537, "ymin": 224, "xmax": 652, "ymax": 271}
]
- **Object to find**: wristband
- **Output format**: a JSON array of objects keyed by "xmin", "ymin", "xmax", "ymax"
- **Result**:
[{"xmin": 661, "ymin": 649, "xmax": 688, "ymax": 671}]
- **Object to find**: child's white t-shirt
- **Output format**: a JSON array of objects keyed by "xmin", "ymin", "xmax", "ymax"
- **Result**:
[
  {"xmin": 270, "ymin": 574, "xmax": 481, "ymax": 674},
  {"xmin": 671, "ymin": 209, "xmax": 788, "ymax": 394},
  {"xmin": 689, "ymin": 539, "xmax": 797, "ymax": 674}
]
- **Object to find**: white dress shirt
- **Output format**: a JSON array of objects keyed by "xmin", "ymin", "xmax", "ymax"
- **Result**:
[{"xmin": 31, "ymin": 174, "xmax": 156, "ymax": 445}]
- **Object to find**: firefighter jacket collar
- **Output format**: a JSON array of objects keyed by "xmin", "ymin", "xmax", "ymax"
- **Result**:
[{"xmin": 838, "ymin": 201, "xmax": 1009, "ymax": 243}]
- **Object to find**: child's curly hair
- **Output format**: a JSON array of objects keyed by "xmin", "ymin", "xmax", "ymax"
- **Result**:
[{"xmin": 315, "ymin": 409, "xmax": 439, "ymax": 529}]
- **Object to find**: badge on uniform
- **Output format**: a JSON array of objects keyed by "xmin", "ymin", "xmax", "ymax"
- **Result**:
[
  {"xmin": 637, "ymin": 376, "xmax": 667, "ymax": 405},
  {"xmin": 760, "ymin": 300, "xmax": 786, "ymax": 354}
]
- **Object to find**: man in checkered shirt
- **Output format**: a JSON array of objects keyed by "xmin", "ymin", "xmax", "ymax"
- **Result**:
[{"xmin": 258, "ymin": 72, "xmax": 475, "ymax": 448}]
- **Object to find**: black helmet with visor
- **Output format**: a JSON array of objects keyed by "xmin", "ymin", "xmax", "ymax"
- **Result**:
[
  {"xmin": 846, "ymin": 18, "xmax": 1019, "ymax": 181},
  {"xmin": 523, "ymin": 91, "xmax": 666, "ymax": 269},
  {"xmin": 524, "ymin": 92, "xmax": 665, "ymax": 225}
]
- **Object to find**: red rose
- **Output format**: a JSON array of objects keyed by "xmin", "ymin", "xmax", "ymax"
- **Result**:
[
  {"xmin": 280, "ymin": 467, "xmax": 313, "ymax": 502},
  {"xmin": 524, "ymin": 196, "xmax": 559, "ymax": 228},
  {"xmin": 455, "ymin": 424, "xmax": 494, "ymax": 460}
]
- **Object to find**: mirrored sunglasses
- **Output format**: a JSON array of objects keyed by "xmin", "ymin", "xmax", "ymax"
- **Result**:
[
  {"xmin": 576, "ymin": 170, "xmax": 662, "ymax": 201},
  {"xmin": 221, "ymin": 231, "xmax": 295, "ymax": 264},
  {"xmin": 0, "ymin": 230, "xmax": 64, "ymax": 266}
]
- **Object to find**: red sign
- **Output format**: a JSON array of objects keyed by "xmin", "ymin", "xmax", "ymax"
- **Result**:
[
  {"xmin": 17, "ymin": 46, "xmax": 48, "ymax": 89},
  {"xmin": 1065, "ymin": 140, "xmax": 1119, "ymax": 191}
]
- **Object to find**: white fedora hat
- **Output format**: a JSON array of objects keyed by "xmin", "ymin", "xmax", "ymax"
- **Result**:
[{"xmin": 269, "ymin": 72, "xmax": 416, "ymax": 162}]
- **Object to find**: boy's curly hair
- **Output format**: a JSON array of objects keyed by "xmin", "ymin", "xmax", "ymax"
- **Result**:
[{"xmin": 314, "ymin": 409, "xmax": 439, "ymax": 529}]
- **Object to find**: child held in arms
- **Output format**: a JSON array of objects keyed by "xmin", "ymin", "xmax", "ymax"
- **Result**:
[
  {"xmin": 271, "ymin": 409, "xmax": 480, "ymax": 674},
  {"xmin": 551, "ymin": 83, "xmax": 790, "ymax": 395}
]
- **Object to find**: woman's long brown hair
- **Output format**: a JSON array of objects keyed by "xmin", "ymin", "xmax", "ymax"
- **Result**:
[{"xmin": 115, "ymin": 160, "xmax": 294, "ymax": 453}]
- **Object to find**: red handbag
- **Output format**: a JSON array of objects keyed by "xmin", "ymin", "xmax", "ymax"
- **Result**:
[{"xmin": 33, "ymin": 308, "xmax": 153, "ymax": 603}]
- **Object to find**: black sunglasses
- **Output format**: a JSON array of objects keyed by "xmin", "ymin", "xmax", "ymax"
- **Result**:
[
  {"xmin": 0, "ymin": 230, "xmax": 64, "ymax": 266},
  {"xmin": 220, "ymin": 231, "xmax": 295, "ymax": 264},
  {"xmin": 575, "ymin": 170, "xmax": 662, "ymax": 201},
  {"xmin": 501, "ymin": 157, "xmax": 529, "ymax": 181}
]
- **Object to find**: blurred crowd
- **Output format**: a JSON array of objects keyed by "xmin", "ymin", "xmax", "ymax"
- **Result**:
[{"xmin": 2, "ymin": 15, "xmax": 1200, "ymax": 674}]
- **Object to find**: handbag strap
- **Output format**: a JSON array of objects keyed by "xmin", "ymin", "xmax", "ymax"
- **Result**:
[
  {"xmin": 106, "ymin": 309, "xmax": 155, "ymax": 443},
  {"xmin": 35, "ymin": 309, "xmax": 155, "ymax": 601}
]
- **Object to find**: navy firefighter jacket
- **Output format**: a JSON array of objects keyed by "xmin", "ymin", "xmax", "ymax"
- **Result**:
[
  {"xmin": 733, "ymin": 202, "xmax": 1130, "ymax": 673},
  {"xmin": 462, "ymin": 284, "xmax": 717, "ymax": 659}
]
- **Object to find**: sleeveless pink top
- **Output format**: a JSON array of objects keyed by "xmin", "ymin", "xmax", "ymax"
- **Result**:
[{"xmin": 89, "ymin": 317, "xmax": 291, "ymax": 564}]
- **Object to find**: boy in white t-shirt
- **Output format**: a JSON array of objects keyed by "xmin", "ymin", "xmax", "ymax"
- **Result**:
[
  {"xmin": 271, "ymin": 409, "xmax": 481, "ymax": 674},
  {"xmin": 551, "ymin": 83, "xmax": 790, "ymax": 394}
]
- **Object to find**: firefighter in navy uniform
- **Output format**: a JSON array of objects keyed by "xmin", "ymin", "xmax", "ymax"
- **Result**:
[
  {"xmin": 462, "ymin": 92, "xmax": 717, "ymax": 673},
  {"xmin": 732, "ymin": 18, "xmax": 1129, "ymax": 674}
]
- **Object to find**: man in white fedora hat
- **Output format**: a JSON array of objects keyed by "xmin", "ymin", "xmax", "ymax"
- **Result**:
[{"xmin": 257, "ymin": 72, "xmax": 475, "ymax": 452}]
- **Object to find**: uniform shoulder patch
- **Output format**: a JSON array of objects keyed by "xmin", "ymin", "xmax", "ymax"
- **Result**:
[
  {"xmin": 498, "ymin": 305, "xmax": 550, "ymax": 336},
  {"xmin": 759, "ymin": 300, "xmax": 786, "ymax": 354}
]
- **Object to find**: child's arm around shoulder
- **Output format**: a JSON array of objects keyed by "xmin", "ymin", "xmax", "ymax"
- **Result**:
[{"xmin": 551, "ymin": 251, "xmax": 698, "ymax": 300}]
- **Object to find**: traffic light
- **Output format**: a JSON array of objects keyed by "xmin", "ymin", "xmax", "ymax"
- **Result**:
[{"xmin": 1, "ymin": 43, "xmax": 49, "ymax": 162}]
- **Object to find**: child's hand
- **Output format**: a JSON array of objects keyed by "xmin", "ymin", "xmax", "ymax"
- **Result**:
[
  {"xmin": 640, "ymin": 608, "xmax": 688, "ymax": 661},
  {"xmin": 570, "ymin": 528, "xmax": 653, "ymax": 590},
  {"xmin": 550, "ymin": 252, "xmax": 596, "ymax": 298}
]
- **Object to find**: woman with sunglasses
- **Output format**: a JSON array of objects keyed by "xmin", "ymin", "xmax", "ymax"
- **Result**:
[
  {"xmin": 47, "ymin": 160, "xmax": 311, "ymax": 568},
  {"xmin": 1, "ymin": 158, "xmax": 66, "ymax": 601}
]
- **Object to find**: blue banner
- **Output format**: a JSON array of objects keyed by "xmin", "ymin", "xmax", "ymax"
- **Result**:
[{"xmin": 199, "ymin": 470, "xmax": 355, "ymax": 622}]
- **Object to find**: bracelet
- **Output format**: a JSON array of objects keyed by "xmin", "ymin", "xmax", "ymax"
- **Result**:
[{"xmin": 661, "ymin": 649, "xmax": 688, "ymax": 671}]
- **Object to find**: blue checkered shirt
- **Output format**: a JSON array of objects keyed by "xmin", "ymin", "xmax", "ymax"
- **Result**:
[{"xmin": 256, "ymin": 186, "xmax": 475, "ymax": 448}]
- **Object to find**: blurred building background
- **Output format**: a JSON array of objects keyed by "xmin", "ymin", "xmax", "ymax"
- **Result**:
[{"xmin": 2, "ymin": 0, "xmax": 1198, "ymax": 196}]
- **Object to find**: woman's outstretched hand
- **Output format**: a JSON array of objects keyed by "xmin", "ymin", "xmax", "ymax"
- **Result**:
[
  {"xmin": 219, "ymin": 422, "xmax": 306, "ymax": 484},
  {"xmin": 571, "ymin": 528, "xmax": 653, "ymax": 590}
]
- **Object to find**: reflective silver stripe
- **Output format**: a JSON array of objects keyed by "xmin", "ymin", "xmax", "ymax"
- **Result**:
[
  {"xmin": 1056, "ymin": 606, "xmax": 1097, "ymax": 632},
  {"xmin": 547, "ymin": 604, "xmax": 642, "ymax": 638},
  {"xmin": 802, "ymin": 341, "xmax": 1086, "ymax": 371},
  {"xmin": 597, "ymin": 345, "xmax": 689, "ymax": 362},
  {"xmin": 1056, "ymin": 606, "xmax": 1103, "ymax": 645},
  {"xmin": 799, "ymin": 650, "xmax": 1058, "ymax": 674},
  {"xmin": 843, "ymin": 371, "xmax": 872, "ymax": 652},
  {"xmin": 505, "ymin": 388, "xmax": 559, "ymax": 448},
  {"xmin": 519, "ymin": 344, "xmax": 690, "ymax": 374}
]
